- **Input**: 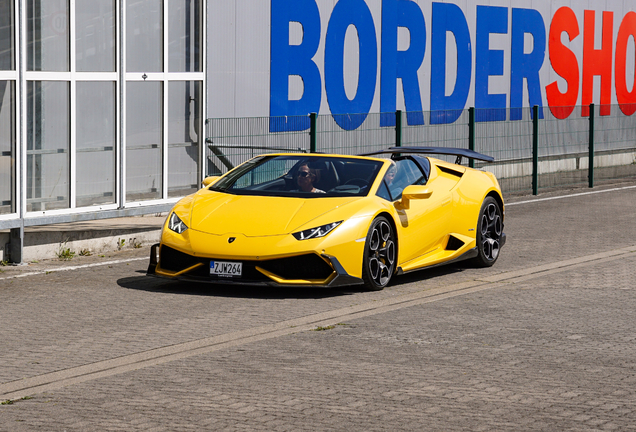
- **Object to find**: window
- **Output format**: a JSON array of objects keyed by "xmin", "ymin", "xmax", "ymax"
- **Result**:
[
  {"xmin": 27, "ymin": 0, "xmax": 70, "ymax": 72},
  {"xmin": 126, "ymin": 81, "xmax": 163, "ymax": 201},
  {"xmin": 0, "ymin": 0, "xmax": 15, "ymax": 71},
  {"xmin": 0, "ymin": 0, "xmax": 15, "ymax": 215},
  {"xmin": 381, "ymin": 158, "xmax": 427, "ymax": 201},
  {"xmin": 126, "ymin": 0, "xmax": 163, "ymax": 72},
  {"xmin": 27, "ymin": 81, "xmax": 70, "ymax": 211},
  {"xmin": 76, "ymin": 0, "xmax": 116, "ymax": 72},
  {"xmin": 168, "ymin": 0, "xmax": 201, "ymax": 72},
  {"xmin": 125, "ymin": 0, "xmax": 204, "ymax": 203},
  {"xmin": 76, "ymin": 81, "xmax": 116, "ymax": 206},
  {"xmin": 0, "ymin": 81, "xmax": 14, "ymax": 214},
  {"xmin": 212, "ymin": 155, "xmax": 382, "ymax": 197},
  {"xmin": 168, "ymin": 81, "xmax": 201, "ymax": 197}
]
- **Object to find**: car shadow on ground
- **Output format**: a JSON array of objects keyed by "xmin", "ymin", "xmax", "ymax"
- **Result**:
[
  {"xmin": 117, "ymin": 263, "xmax": 468, "ymax": 300},
  {"xmin": 117, "ymin": 274, "xmax": 361, "ymax": 300}
]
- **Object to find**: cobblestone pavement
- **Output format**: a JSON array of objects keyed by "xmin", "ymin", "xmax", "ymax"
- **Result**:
[{"xmin": 0, "ymin": 185, "xmax": 635, "ymax": 431}]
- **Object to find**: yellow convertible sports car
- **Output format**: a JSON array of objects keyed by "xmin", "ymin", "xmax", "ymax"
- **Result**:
[{"xmin": 147, "ymin": 147, "xmax": 506, "ymax": 290}]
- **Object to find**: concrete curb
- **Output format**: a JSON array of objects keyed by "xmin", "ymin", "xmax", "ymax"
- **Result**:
[{"xmin": 0, "ymin": 216, "xmax": 165, "ymax": 263}]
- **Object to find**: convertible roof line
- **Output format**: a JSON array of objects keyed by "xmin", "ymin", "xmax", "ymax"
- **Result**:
[{"xmin": 358, "ymin": 146, "xmax": 495, "ymax": 164}]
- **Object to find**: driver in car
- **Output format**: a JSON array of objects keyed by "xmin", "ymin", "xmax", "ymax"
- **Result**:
[{"xmin": 294, "ymin": 163, "xmax": 326, "ymax": 193}]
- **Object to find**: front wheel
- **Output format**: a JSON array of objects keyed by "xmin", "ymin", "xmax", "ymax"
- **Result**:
[
  {"xmin": 472, "ymin": 196, "xmax": 503, "ymax": 267},
  {"xmin": 361, "ymin": 216, "xmax": 396, "ymax": 291}
]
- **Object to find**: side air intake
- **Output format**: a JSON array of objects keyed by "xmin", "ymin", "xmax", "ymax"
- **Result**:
[
  {"xmin": 438, "ymin": 166, "xmax": 464, "ymax": 178},
  {"xmin": 446, "ymin": 235, "xmax": 465, "ymax": 251}
]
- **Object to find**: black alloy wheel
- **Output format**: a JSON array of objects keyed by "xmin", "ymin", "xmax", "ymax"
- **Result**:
[
  {"xmin": 361, "ymin": 216, "xmax": 396, "ymax": 290},
  {"xmin": 473, "ymin": 196, "xmax": 503, "ymax": 267}
]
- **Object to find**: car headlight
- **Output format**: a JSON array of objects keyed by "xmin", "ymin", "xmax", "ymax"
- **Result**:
[
  {"xmin": 293, "ymin": 221, "xmax": 342, "ymax": 240},
  {"xmin": 168, "ymin": 212, "xmax": 188, "ymax": 234}
]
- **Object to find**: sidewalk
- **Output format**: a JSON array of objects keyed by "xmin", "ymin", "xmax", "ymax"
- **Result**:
[{"xmin": 0, "ymin": 215, "xmax": 166, "ymax": 263}]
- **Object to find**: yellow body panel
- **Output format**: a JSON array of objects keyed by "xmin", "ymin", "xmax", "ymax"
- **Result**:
[{"xmin": 153, "ymin": 153, "xmax": 504, "ymax": 286}]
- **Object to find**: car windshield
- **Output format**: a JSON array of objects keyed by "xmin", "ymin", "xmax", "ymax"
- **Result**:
[{"xmin": 210, "ymin": 155, "xmax": 384, "ymax": 197}]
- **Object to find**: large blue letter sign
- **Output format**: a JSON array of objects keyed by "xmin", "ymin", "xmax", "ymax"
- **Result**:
[
  {"xmin": 325, "ymin": 0, "xmax": 378, "ymax": 130},
  {"xmin": 380, "ymin": 0, "xmax": 426, "ymax": 127},
  {"xmin": 475, "ymin": 6, "xmax": 508, "ymax": 122},
  {"xmin": 510, "ymin": 8, "xmax": 546, "ymax": 120},
  {"xmin": 430, "ymin": 2, "xmax": 472, "ymax": 124},
  {"xmin": 270, "ymin": 0, "xmax": 321, "ymax": 132}
]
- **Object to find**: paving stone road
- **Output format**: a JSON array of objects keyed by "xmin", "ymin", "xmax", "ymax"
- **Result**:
[{"xmin": 0, "ymin": 184, "xmax": 635, "ymax": 431}]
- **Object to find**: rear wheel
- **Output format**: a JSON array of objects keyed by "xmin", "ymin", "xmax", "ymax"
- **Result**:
[
  {"xmin": 473, "ymin": 196, "xmax": 503, "ymax": 267},
  {"xmin": 361, "ymin": 216, "xmax": 396, "ymax": 291}
]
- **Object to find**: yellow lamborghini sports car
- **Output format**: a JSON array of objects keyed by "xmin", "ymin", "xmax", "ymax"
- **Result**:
[{"xmin": 147, "ymin": 147, "xmax": 506, "ymax": 290}]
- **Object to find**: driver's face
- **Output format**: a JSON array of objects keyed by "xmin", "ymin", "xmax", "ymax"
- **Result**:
[{"xmin": 297, "ymin": 165, "xmax": 313, "ymax": 189}]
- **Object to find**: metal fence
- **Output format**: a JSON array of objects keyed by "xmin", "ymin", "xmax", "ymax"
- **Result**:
[{"xmin": 206, "ymin": 104, "xmax": 636, "ymax": 196}]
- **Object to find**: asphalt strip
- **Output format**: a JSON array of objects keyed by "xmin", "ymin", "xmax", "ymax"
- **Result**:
[{"xmin": 1, "ymin": 243, "xmax": 635, "ymax": 401}]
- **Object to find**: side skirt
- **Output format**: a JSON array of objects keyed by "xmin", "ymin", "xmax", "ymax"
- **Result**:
[{"xmin": 395, "ymin": 247, "xmax": 479, "ymax": 276}]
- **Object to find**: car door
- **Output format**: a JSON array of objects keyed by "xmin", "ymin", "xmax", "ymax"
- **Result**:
[{"xmin": 388, "ymin": 158, "xmax": 453, "ymax": 264}]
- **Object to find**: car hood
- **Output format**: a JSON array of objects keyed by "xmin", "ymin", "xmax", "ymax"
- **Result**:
[{"xmin": 189, "ymin": 192, "xmax": 358, "ymax": 236}]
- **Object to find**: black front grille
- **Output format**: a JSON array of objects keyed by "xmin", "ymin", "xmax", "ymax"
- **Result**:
[
  {"xmin": 159, "ymin": 245, "xmax": 202, "ymax": 272},
  {"xmin": 258, "ymin": 254, "xmax": 333, "ymax": 280},
  {"xmin": 159, "ymin": 246, "xmax": 333, "ymax": 283}
]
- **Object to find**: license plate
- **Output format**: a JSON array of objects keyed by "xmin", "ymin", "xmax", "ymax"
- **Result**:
[{"xmin": 210, "ymin": 261, "xmax": 242, "ymax": 277}]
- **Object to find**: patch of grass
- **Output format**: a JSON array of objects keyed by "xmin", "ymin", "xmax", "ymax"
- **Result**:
[
  {"xmin": 0, "ymin": 260, "xmax": 8, "ymax": 266},
  {"xmin": 313, "ymin": 323, "xmax": 347, "ymax": 331},
  {"xmin": 313, "ymin": 325, "xmax": 336, "ymax": 331},
  {"xmin": 1, "ymin": 396, "xmax": 34, "ymax": 405},
  {"xmin": 129, "ymin": 238, "xmax": 142, "ymax": 249},
  {"xmin": 117, "ymin": 238, "xmax": 125, "ymax": 251},
  {"xmin": 79, "ymin": 248, "xmax": 92, "ymax": 257},
  {"xmin": 56, "ymin": 243, "xmax": 76, "ymax": 261}
]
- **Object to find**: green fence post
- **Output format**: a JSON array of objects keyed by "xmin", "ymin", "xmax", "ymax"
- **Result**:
[
  {"xmin": 309, "ymin": 112, "xmax": 317, "ymax": 153},
  {"xmin": 588, "ymin": 103, "xmax": 594, "ymax": 188},
  {"xmin": 395, "ymin": 110, "xmax": 402, "ymax": 147},
  {"xmin": 468, "ymin": 107, "xmax": 475, "ymax": 168},
  {"xmin": 532, "ymin": 105, "xmax": 539, "ymax": 195}
]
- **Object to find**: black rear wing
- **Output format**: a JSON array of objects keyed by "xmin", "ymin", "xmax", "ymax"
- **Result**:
[{"xmin": 359, "ymin": 146, "xmax": 495, "ymax": 165}]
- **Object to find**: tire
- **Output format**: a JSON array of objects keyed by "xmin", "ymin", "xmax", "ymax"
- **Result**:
[
  {"xmin": 361, "ymin": 216, "xmax": 397, "ymax": 291},
  {"xmin": 472, "ymin": 196, "xmax": 503, "ymax": 267}
]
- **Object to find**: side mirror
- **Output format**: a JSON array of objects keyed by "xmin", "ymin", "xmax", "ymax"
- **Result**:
[
  {"xmin": 398, "ymin": 185, "xmax": 433, "ymax": 209},
  {"xmin": 202, "ymin": 176, "xmax": 220, "ymax": 187}
]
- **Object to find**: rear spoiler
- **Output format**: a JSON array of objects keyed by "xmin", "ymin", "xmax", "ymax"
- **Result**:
[{"xmin": 359, "ymin": 146, "xmax": 495, "ymax": 165}]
